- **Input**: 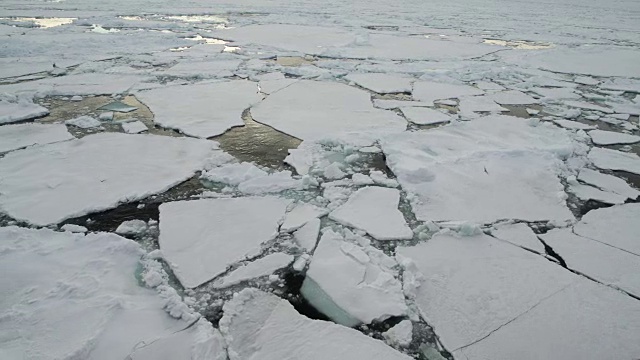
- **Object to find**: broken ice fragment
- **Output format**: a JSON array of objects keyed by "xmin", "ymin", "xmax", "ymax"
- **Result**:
[
  {"xmin": 400, "ymin": 107, "xmax": 452, "ymax": 125},
  {"xmin": 552, "ymin": 119, "xmax": 596, "ymax": 130},
  {"xmin": 97, "ymin": 101, "xmax": 137, "ymax": 113},
  {"xmin": 412, "ymin": 81, "xmax": 483, "ymax": 105},
  {"xmin": 115, "ymin": 219, "xmax": 148, "ymax": 236},
  {"xmin": 345, "ymin": 73, "xmax": 413, "ymax": 94},
  {"xmin": 281, "ymin": 203, "xmax": 328, "ymax": 232},
  {"xmin": 491, "ymin": 222, "xmax": 545, "ymax": 253},
  {"xmin": 121, "ymin": 120, "xmax": 148, "ymax": 134},
  {"xmin": 567, "ymin": 177, "xmax": 626, "ymax": 205},
  {"xmin": 573, "ymin": 203, "xmax": 640, "ymax": 255},
  {"xmin": 588, "ymin": 129, "xmax": 640, "ymax": 145},
  {"xmin": 293, "ymin": 218, "xmax": 321, "ymax": 252},
  {"xmin": 577, "ymin": 168, "xmax": 639, "ymax": 200},
  {"xmin": 0, "ymin": 94, "xmax": 49, "ymax": 124},
  {"xmin": 0, "ymin": 123, "xmax": 73, "ymax": 153},
  {"xmin": 329, "ymin": 187, "xmax": 412, "ymax": 240},
  {"xmin": 589, "ymin": 147, "xmax": 640, "ymax": 175},
  {"xmin": 383, "ymin": 320, "xmax": 413, "ymax": 347},
  {"xmin": 65, "ymin": 115, "xmax": 102, "ymax": 129},
  {"xmin": 60, "ymin": 223, "xmax": 88, "ymax": 233},
  {"xmin": 213, "ymin": 252, "xmax": 294, "ymax": 288}
]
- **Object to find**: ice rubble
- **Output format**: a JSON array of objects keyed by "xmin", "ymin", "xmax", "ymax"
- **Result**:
[
  {"xmin": 588, "ymin": 129, "xmax": 640, "ymax": 145},
  {"xmin": 344, "ymin": 73, "xmax": 413, "ymax": 94},
  {"xmin": 0, "ymin": 94, "xmax": 49, "ymax": 124},
  {"xmin": 251, "ymin": 80, "xmax": 406, "ymax": 141},
  {"xmin": 121, "ymin": 120, "xmax": 148, "ymax": 134},
  {"xmin": 381, "ymin": 115, "xmax": 577, "ymax": 223},
  {"xmin": 220, "ymin": 288, "xmax": 412, "ymax": 360},
  {"xmin": 158, "ymin": 197, "xmax": 291, "ymax": 288},
  {"xmin": 490, "ymin": 222, "xmax": 545, "ymax": 253},
  {"xmin": 542, "ymin": 229, "xmax": 640, "ymax": 297},
  {"xmin": 214, "ymin": 252, "xmax": 294, "ymax": 288},
  {"xmin": 589, "ymin": 147, "xmax": 640, "ymax": 175},
  {"xmin": 573, "ymin": 203, "xmax": 640, "ymax": 255},
  {"xmin": 577, "ymin": 168, "xmax": 639, "ymax": 200},
  {"xmin": 300, "ymin": 229, "xmax": 407, "ymax": 326},
  {"xmin": 329, "ymin": 187, "xmax": 413, "ymax": 240},
  {"xmin": 65, "ymin": 115, "xmax": 102, "ymax": 129},
  {"xmin": 0, "ymin": 133, "xmax": 218, "ymax": 226},
  {"xmin": 0, "ymin": 226, "xmax": 225, "ymax": 360},
  {"xmin": 396, "ymin": 231, "xmax": 640, "ymax": 359},
  {"xmin": 0, "ymin": 123, "xmax": 72, "ymax": 153},
  {"xmin": 281, "ymin": 203, "xmax": 328, "ymax": 232},
  {"xmin": 400, "ymin": 107, "xmax": 452, "ymax": 125},
  {"xmin": 412, "ymin": 81, "xmax": 483, "ymax": 105},
  {"xmin": 136, "ymin": 81, "xmax": 262, "ymax": 138}
]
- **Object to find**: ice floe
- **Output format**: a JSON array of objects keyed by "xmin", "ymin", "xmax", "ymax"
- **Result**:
[
  {"xmin": 0, "ymin": 93, "xmax": 49, "ymax": 124},
  {"xmin": 588, "ymin": 129, "xmax": 640, "ymax": 145},
  {"xmin": 567, "ymin": 176, "xmax": 626, "ymax": 204},
  {"xmin": 345, "ymin": 73, "xmax": 413, "ymax": 94},
  {"xmin": 488, "ymin": 90, "xmax": 539, "ymax": 105},
  {"xmin": 589, "ymin": 147, "xmax": 640, "ymax": 175},
  {"xmin": 121, "ymin": 120, "xmax": 148, "ymax": 134},
  {"xmin": 412, "ymin": 81, "xmax": 483, "ymax": 105},
  {"xmin": 400, "ymin": 107, "xmax": 452, "ymax": 125},
  {"xmin": 329, "ymin": 187, "xmax": 412, "ymax": 240},
  {"xmin": 490, "ymin": 222, "xmax": 545, "ymax": 253},
  {"xmin": 213, "ymin": 252, "xmax": 294, "ymax": 288},
  {"xmin": 220, "ymin": 288, "xmax": 412, "ymax": 360},
  {"xmin": 0, "ymin": 133, "xmax": 218, "ymax": 225},
  {"xmin": 552, "ymin": 119, "xmax": 596, "ymax": 130},
  {"xmin": 115, "ymin": 219, "xmax": 148, "ymax": 236},
  {"xmin": 65, "ymin": 115, "xmax": 102, "ymax": 129},
  {"xmin": 301, "ymin": 229, "xmax": 407, "ymax": 326},
  {"xmin": 281, "ymin": 203, "xmax": 328, "ymax": 232},
  {"xmin": 577, "ymin": 168, "xmax": 639, "ymax": 200},
  {"xmin": 0, "ymin": 123, "xmax": 72, "ymax": 153},
  {"xmin": 573, "ymin": 203, "xmax": 640, "ymax": 255},
  {"xmin": 158, "ymin": 196, "xmax": 291, "ymax": 288},
  {"xmin": 293, "ymin": 218, "xmax": 321, "ymax": 251},
  {"xmin": 137, "ymin": 81, "xmax": 262, "ymax": 138}
]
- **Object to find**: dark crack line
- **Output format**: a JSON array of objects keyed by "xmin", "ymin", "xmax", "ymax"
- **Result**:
[{"xmin": 452, "ymin": 283, "xmax": 573, "ymax": 353}]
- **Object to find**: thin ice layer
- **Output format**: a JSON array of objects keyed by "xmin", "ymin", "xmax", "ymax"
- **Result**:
[
  {"xmin": 329, "ymin": 187, "xmax": 412, "ymax": 240},
  {"xmin": 159, "ymin": 197, "xmax": 291, "ymax": 288},
  {"xmin": 301, "ymin": 230, "xmax": 407, "ymax": 326},
  {"xmin": 0, "ymin": 226, "xmax": 224, "ymax": 360},
  {"xmin": 542, "ymin": 228, "xmax": 640, "ymax": 297},
  {"xmin": 0, "ymin": 123, "xmax": 72, "ymax": 153},
  {"xmin": 396, "ymin": 232, "xmax": 577, "ymax": 351},
  {"xmin": 0, "ymin": 133, "xmax": 217, "ymax": 226},
  {"xmin": 573, "ymin": 203, "xmax": 640, "ymax": 255},
  {"xmin": 137, "ymin": 81, "xmax": 262, "ymax": 138},
  {"xmin": 219, "ymin": 288, "xmax": 412, "ymax": 360},
  {"xmin": 214, "ymin": 253, "xmax": 294, "ymax": 288},
  {"xmin": 251, "ymin": 80, "xmax": 406, "ymax": 142}
]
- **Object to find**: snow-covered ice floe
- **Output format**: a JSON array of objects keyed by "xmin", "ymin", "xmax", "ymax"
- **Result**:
[
  {"xmin": 0, "ymin": 133, "xmax": 219, "ymax": 225},
  {"xmin": 396, "ymin": 231, "xmax": 640, "ymax": 359},
  {"xmin": 159, "ymin": 196, "xmax": 291, "ymax": 288},
  {"xmin": 301, "ymin": 229, "xmax": 407, "ymax": 326},
  {"xmin": 589, "ymin": 147, "xmax": 640, "ymax": 175},
  {"xmin": 0, "ymin": 123, "xmax": 72, "ymax": 153},
  {"xmin": 0, "ymin": 93, "xmax": 49, "ymax": 124},
  {"xmin": 220, "ymin": 288, "xmax": 412, "ymax": 360},
  {"xmin": 573, "ymin": 203, "xmax": 640, "ymax": 256},
  {"xmin": 588, "ymin": 129, "xmax": 640, "ymax": 145},
  {"xmin": 0, "ymin": 226, "xmax": 225, "ymax": 360},
  {"xmin": 344, "ymin": 73, "xmax": 413, "ymax": 94},
  {"xmin": 202, "ymin": 162, "xmax": 303, "ymax": 194}
]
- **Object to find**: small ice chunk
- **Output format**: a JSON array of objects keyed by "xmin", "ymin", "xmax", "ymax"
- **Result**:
[
  {"xmin": 567, "ymin": 177, "xmax": 626, "ymax": 205},
  {"xmin": 214, "ymin": 253, "xmax": 294, "ymax": 288},
  {"xmin": 329, "ymin": 187, "xmax": 412, "ymax": 240},
  {"xmin": 121, "ymin": 120, "xmax": 148, "ymax": 134},
  {"xmin": 491, "ymin": 222, "xmax": 545, "ymax": 253},
  {"xmin": 70, "ymin": 95, "xmax": 83, "ymax": 101},
  {"xmin": 60, "ymin": 223, "xmax": 88, "ymax": 233},
  {"xmin": 412, "ymin": 81, "xmax": 483, "ymax": 105},
  {"xmin": 400, "ymin": 107, "xmax": 452, "ymax": 125},
  {"xmin": 588, "ymin": 130, "xmax": 640, "ymax": 145},
  {"xmin": 489, "ymin": 90, "xmax": 538, "ymax": 105},
  {"xmin": 0, "ymin": 123, "xmax": 73, "ymax": 153},
  {"xmin": 383, "ymin": 320, "xmax": 413, "ymax": 347},
  {"xmin": 115, "ymin": 219, "xmax": 148, "ymax": 235},
  {"xmin": 98, "ymin": 111, "xmax": 114, "ymax": 121},
  {"xmin": 98, "ymin": 101, "xmax": 137, "ymax": 113},
  {"xmin": 345, "ymin": 73, "xmax": 413, "ymax": 94},
  {"xmin": 301, "ymin": 230, "xmax": 408, "ymax": 326},
  {"xmin": 159, "ymin": 197, "xmax": 291, "ymax": 288},
  {"xmin": 324, "ymin": 162, "xmax": 347, "ymax": 179},
  {"xmin": 589, "ymin": 147, "xmax": 640, "ymax": 175},
  {"xmin": 292, "ymin": 254, "xmax": 310, "ymax": 271},
  {"xmin": 526, "ymin": 108, "xmax": 540, "ymax": 115},
  {"xmin": 369, "ymin": 170, "xmax": 399, "ymax": 188},
  {"xmin": 578, "ymin": 169, "xmax": 639, "ymax": 199},
  {"xmin": 352, "ymin": 173, "xmax": 375, "ymax": 186},
  {"xmin": 282, "ymin": 203, "xmax": 328, "ymax": 232},
  {"xmin": 458, "ymin": 95, "xmax": 509, "ymax": 114},
  {"xmin": 552, "ymin": 119, "xmax": 596, "ymax": 130},
  {"xmin": 65, "ymin": 115, "xmax": 102, "ymax": 129},
  {"xmin": 293, "ymin": 218, "xmax": 321, "ymax": 251}
]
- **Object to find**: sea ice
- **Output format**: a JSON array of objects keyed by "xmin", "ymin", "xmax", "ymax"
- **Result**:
[
  {"xmin": 564, "ymin": 100, "xmax": 613, "ymax": 114},
  {"xmin": 301, "ymin": 229, "xmax": 407, "ymax": 326},
  {"xmin": 281, "ymin": 203, "xmax": 328, "ymax": 232},
  {"xmin": 383, "ymin": 320, "xmax": 413, "ymax": 348},
  {"xmin": 588, "ymin": 129, "xmax": 640, "ymax": 145},
  {"xmin": 115, "ymin": 219, "xmax": 148, "ymax": 235},
  {"xmin": 457, "ymin": 95, "xmax": 509, "ymax": 115},
  {"xmin": 251, "ymin": 80, "xmax": 406, "ymax": 142},
  {"xmin": 65, "ymin": 115, "xmax": 102, "ymax": 129},
  {"xmin": 400, "ymin": 107, "xmax": 452, "ymax": 125},
  {"xmin": 329, "ymin": 187, "xmax": 412, "ymax": 240},
  {"xmin": 293, "ymin": 218, "xmax": 321, "ymax": 251},
  {"xmin": 542, "ymin": 228, "xmax": 640, "ymax": 297},
  {"xmin": 0, "ymin": 94, "xmax": 49, "ymax": 124},
  {"xmin": 552, "ymin": 119, "xmax": 596, "ymax": 130},
  {"xmin": 60, "ymin": 223, "xmax": 88, "ymax": 233},
  {"xmin": 490, "ymin": 222, "xmax": 545, "ymax": 253},
  {"xmin": 577, "ymin": 168, "xmax": 639, "ymax": 200},
  {"xmin": 0, "ymin": 133, "xmax": 218, "ymax": 226},
  {"xmin": 213, "ymin": 252, "xmax": 294, "ymax": 288},
  {"xmin": 121, "ymin": 120, "xmax": 148, "ymax": 134},
  {"xmin": 589, "ymin": 147, "xmax": 640, "ymax": 175},
  {"xmin": 412, "ymin": 81, "xmax": 483, "ymax": 105},
  {"xmin": 158, "ymin": 196, "xmax": 291, "ymax": 288},
  {"xmin": 345, "ymin": 73, "xmax": 413, "ymax": 94},
  {"xmin": 573, "ymin": 203, "xmax": 640, "ymax": 255},
  {"xmin": 0, "ymin": 123, "xmax": 72, "ymax": 153},
  {"xmin": 372, "ymin": 99, "xmax": 432, "ymax": 110},
  {"xmin": 488, "ymin": 90, "xmax": 539, "ymax": 105},
  {"xmin": 137, "ymin": 81, "xmax": 262, "ymax": 138},
  {"xmin": 202, "ymin": 162, "xmax": 268, "ymax": 185},
  {"xmin": 567, "ymin": 177, "xmax": 626, "ymax": 205},
  {"xmin": 219, "ymin": 288, "xmax": 412, "ymax": 360}
]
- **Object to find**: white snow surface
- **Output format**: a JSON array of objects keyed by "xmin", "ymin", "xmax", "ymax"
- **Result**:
[
  {"xmin": 400, "ymin": 107, "xmax": 452, "ymax": 125},
  {"xmin": 158, "ymin": 197, "xmax": 291, "ymax": 288},
  {"xmin": 345, "ymin": 73, "xmax": 413, "ymax": 94},
  {"xmin": 0, "ymin": 133, "xmax": 218, "ymax": 226},
  {"xmin": 0, "ymin": 94, "xmax": 49, "ymax": 124},
  {"xmin": 588, "ymin": 129, "xmax": 640, "ymax": 145},
  {"xmin": 219, "ymin": 288, "xmax": 412, "ymax": 360},
  {"xmin": 0, "ymin": 226, "xmax": 224, "ymax": 360},
  {"xmin": 214, "ymin": 252, "xmax": 294, "ymax": 288},
  {"xmin": 491, "ymin": 222, "xmax": 545, "ymax": 253},
  {"xmin": 412, "ymin": 81, "xmax": 483, "ymax": 105},
  {"xmin": 301, "ymin": 229, "xmax": 407, "ymax": 326},
  {"xmin": 573, "ymin": 203, "xmax": 640, "ymax": 256},
  {"xmin": 65, "ymin": 115, "xmax": 102, "ymax": 129},
  {"xmin": 589, "ymin": 147, "xmax": 640, "ymax": 175},
  {"xmin": 137, "ymin": 81, "xmax": 262, "ymax": 138},
  {"xmin": 251, "ymin": 80, "xmax": 406, "ymax": 142},
  {"xmin": 329, "ymin": 187, "xmax": 412, "ymax": 240},
  {"xmin": 0, "ymin": 123, "xmax": 72, "ymax": 153}
]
